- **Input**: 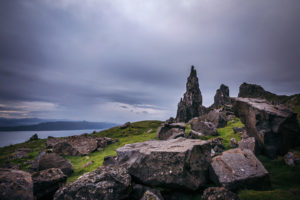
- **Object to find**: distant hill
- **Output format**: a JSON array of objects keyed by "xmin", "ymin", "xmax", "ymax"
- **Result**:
[
  {"xmin": 0, "ymin": 118, "xmax": 57, "ymax": 127},
  {"xmin": 0, "ymin": 121, "xmax": 117, "ymax": 131}
]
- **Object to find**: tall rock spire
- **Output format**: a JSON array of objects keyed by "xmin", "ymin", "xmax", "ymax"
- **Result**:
[
  {"xmin": 176, "ymin": 66, "xmax": 206, "ymax": 122},
  {"xmin": 213, "ymin": 84, "xmax": 231, "ymax": 108}
]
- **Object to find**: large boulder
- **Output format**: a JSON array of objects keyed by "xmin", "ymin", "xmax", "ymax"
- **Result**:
[
  {"xmin": 30, "ymin": 152, "xmax": 73, "ymax": 176},
  {"xmin": 116, "ymin": 137, "xmax": 211, "ymax": 190},
  {"xmin": 202, "ymin": 187, "xmax": 240, "ymax": 200},
  {"xmin": 209, "ymin": 148, "xmax": 270, "ymax": 191},
  {"xmin": 32, "ymin": 168, "xmax": 67, "ymax": 200},
  {"xmin": 0, "ymin": 168, "xmax": 34, "ymax": 200},
  {"xmin": 54, "ymin": 166, "xmax": 131, "ymax": 200},
  {"xmin": 189, "ymin": 118, "xmax": 218, "ymax": 136},
  {"xmin": 238, "ymin": 137, "xmax": 259, "ymax": 154},
  {"xmin": 232, "ymin": 97, "xmax": 300, "ymax": 158},
  {"xmin": 199, "ymin": 109, "xmax": 228, "ymax": 128},
  {"xmin": 156, "ymin": 122, "xmax": 186, "ymax": 140},
  {"xmin": 213, "ymin": 84, "xmax": 231, "ymax": 108},
  {"xmin": 176, "ymin": 66, "xmax": 207, "ymax": 122},
  {"xmin": 46, "ymin": 135, "xmax": 117, "ymax": 156}
]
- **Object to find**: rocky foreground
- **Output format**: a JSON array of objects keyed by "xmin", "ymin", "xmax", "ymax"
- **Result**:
[{"xmin": 0, "ymin": 66, "xmax": 300, "ymax": 200}]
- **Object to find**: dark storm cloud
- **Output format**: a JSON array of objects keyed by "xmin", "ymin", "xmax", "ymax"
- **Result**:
[{"xmin": 0, "ymin": 0, "xmax": 300, "ymax": 122}]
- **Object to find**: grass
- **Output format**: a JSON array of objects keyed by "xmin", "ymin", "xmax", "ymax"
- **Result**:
[{"xmin": 66, "ymin": 120, "xmax": 162, "ymax": 182}]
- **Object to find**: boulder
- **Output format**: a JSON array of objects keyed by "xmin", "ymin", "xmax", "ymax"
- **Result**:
[
  {"xmin": 176, "ymin": 66, "xmax": 207, "ymax": 122},
  {"xmin": 156, "ymin": 123, "xmax": 186, "ymax": 140},
  {"xmin": 141, "ymin": 190, "xmax": 164, "ymax": 200},
  {"xmin": 30, "ymin": 152, "xmax": 73, "ymax": 176},
  {"xmin": 0, "ymin": 168, "xmax": 34, "ymax": 200},
  {"xmin": 188, "ymin": 130, "xmax": 204, "ymax": 139},
  {"xmin": 202, "ymin": 187, "xmax": 240, "ymax": 200},
  {"xmin": 232, "ymin": 127, "xmax": 245, "ymax": 134},
  {"xmin": 209, "ymin": 148, "xmax": 270, "ymax": 191},
  {"xmin": 284, "ymin": 152, "xmax": 295, "ymax": 167},
  {"xmin": 213, "ymin": 84, "xmax": 231, "ymax": 108},
  {"xmin": 189, "ymin": 118, "xmax": 218, "ymax": 136},
  {"xmin": 46, "ymin": 135, "xmax": 117, "ymax": 156},
  {"xmin": 54, "ymin": 166, "xmax": 131, "ymax": 200},
  {"xmin": 199, "ymin": 109, "xmax": 228, "ymax": 128},
  {"xmin": 230, "ymin": 138, "xmax": 238, "ymax": 148},
  {"xmin": 232, "ymin": 97, "xmax": 300, "ymax": 158},
  {"xmin": 120, "ymin": 122, "xmax": 131, "ymax": 129},
  {"xmin": 29, "ymin": 133, "xmax": 39, "ymax": 141},
  {"xmin": 32, "ymin": 168, "xmax": 67, "ymax": 200},
  {"xmin": 238, "ymin": 137, "xmax": 259, "ymax": 154},
  {"xmin": 209, "ymin": 137, "xmax": 225, "ymax": 157},
  {"xmin": 116, "ymin": 137, "xmax": 211, "ymax": 190}
]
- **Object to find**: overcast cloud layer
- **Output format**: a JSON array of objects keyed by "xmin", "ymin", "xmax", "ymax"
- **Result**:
[{"xmin": 0, "ymin": 0, "xmax": 300, "ymax": 123}]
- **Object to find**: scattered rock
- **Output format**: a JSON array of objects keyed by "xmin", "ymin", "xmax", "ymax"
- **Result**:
[
  {"xmin": 141, "ymin": 190, "xmax": 164, "ymax": 200},
  {"xmin": 120, "ymin": 122, "xmax": 131, "ymax": 129},
  {"xmin": 212, "ymin": 84, "xmax": 231, "ymax": 108},
  {"xmin": 230, "ymin": 138, "xmax": 237, "ymax": 148},
  {"xmin": 0, "ymin": 168, "xmax": 34, "ymax": 200},
  {"xmin": 117, "ymin": 137, "xmax": 211, "ymax": 190},
  {"xmin": 210, "ymin": 148, "xmax": 270, "ymax": 191},
  {"xmin": 176, "ymin": 66, "xmax": 207, "ymax": 122},
  {"xmin": 130, "ymin": 183, "xmax": 163, "ymax": 200},
  {"xmin": 156, "ymin": 122, "xmax": 186, "ymax": 140},
  {"xmin": 188, "ymin": 130, "xmax": 204, "ymax": 139},
  {"xmin": 54, "ymin": 166, "xmax": 131, "ymax": 200},
  {"xmin": 11, "ymin": 147, "xmax": 32, "ymax": 159},
  {"xmin": 46, "ymin": 135, "xmax": 117, "ymax": 156},
  {"xmin": 29, "ymin": 133, "xmax": 39, "ymax": 141},
  {"xmin": 30, "ymin": 152, "xmax": 73, "ymax": 176},
  {"xmin": 32, "ymin": 168, "xmax": 67, "ymax": 200},
  {"xmin": 232, "ymin": 127, "xmax": 245, "ymax": 134},
  {"xmin": 284, "ymin": 152, "xmax": 295, "ymax": 167},
  {"xmin": 83, "ymin": 160, "xmax": 94, "ymax": 168},
  {"xmin": 202, "ymin": 187, "xmax": 240, "ymax": 200},
  {"xmin": 232, "ymin": 97, "xmax": 300, "ymax": 158},
  {"xmin": 189, "ymin": 118, "xmax": 218, "ymax": 136},
  {"xmin": 238, "ymin": 137, "xmax": 259, "ymax": 154},
  {"xmin": 209, "ymin": 137, "xmax": 225, "ymax": 157},
  {"xmin": 103, "ymin": 156, "xmax": 118, "ymax": 166}
]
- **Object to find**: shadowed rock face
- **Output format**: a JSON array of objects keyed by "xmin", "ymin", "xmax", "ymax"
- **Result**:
[
  {"xmin": 176, "ymin": 66, "xmax": 206, "ymax": 122},
  {"xmin": 213, "ymin": 84, "xmax": 231, "ymax": 108},
  {"xmin": 32, "ymin": 168, "xmax": 67, "ymax": 200},
  {"xmin": 116, "ymin": 137, "xmax": 211, "ymax": 190},
  {"xmin": 232, "ymin": 97, "xmax": 300, "ymax": 158},
  {"xmin": 156, "ymin": 122, "xmax": 186, "ymax": 140},
  {"xmin": 54, "ymin": 166, "xmax": 131, "ymax": 200},
  {"xmin": 0, "ymin": 168, "xmax": 34, "ymax": 200},
  {"xmin": 209, "ymin": 148, "xmax": 270, "ymax": 191}
]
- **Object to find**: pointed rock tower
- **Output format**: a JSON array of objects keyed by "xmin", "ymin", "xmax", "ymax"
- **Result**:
[
  {"xmin": 176, "ymin": 66, "xmax": 206, "ymax": 122},
  {"xmin": 213, "ymin": 84, "xmax": 231, "ymax": 108}
]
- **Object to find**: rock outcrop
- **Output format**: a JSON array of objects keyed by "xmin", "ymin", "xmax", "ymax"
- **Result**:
[
  {"xmin": 116, "ymin": 137, "xmax": 211, "ymax": 190},
  {"xmin": 232, "ymin": 97, "xmax": 300, "ymax": 158},
  {"xmin": 176, "ymin": 66, "xmax": 206, "ymax": 122},
  {"xmin": 189, "ymin": 118, "xmax": 218, "ymax": 136},
  {"xmin": 213, "ymin": 84, "xmax": 231, "ymax": 108},
  {"xmin": 32, "ymin": 168, "xmax": 67, "ymax": 200},
  {"xmin": 0, "ymin": 168, "xmax": 34, "ymax": 200},
  {"xmin": 30, "ymin": 152, "xmax": 73, "ymax": 176},
  {"xmin": 209, "ymin": 148, "xmax": 270, "ymax": 191},
  {"xmin": 202, "ymin": 187, "xmax": 240, "ymax": 200},
  {"xmin": 199, "ymin": 109, "xmax": 228, "ymax": 128},
  {"xmin": 54, "ymin": 166, "xmax": 131, "ymax": 200},
  {"xmin": 238, "ymin": 137, "xmax": 259, "ymax": 154},
  {"xmin": 156, "ymin": 122, "xmax": 186, "ymax": 140},
  {"xmin": 46, "ymin": 135, "xmax": 117, "ymax": 156}
]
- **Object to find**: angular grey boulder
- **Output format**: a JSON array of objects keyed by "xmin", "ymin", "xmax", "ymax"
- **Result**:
[
  {"xmin": 209, "ymin": 148, "xmax": 270, "ymax": 191},
  {"xmin": 0, "ymin": 168, "xmax": 34, "ymax": 200},
  {"xmin": 232, "ymin": 97, "xmax": 300, "ymax": 158},
  {"xmin": 117, "ymin": 137, "xmax": 211, "ymax": 190},
  {"xmin": 30, "ymin": 152, "xmax": 73, "ymax": 176},
  {"xmin": 32, "ymin": 168, "xmax": 67, "ymax": 200},
  {"xmin": 189, "ymin": 118, "xmax": 218, "ymax": 136},
  {"xmin": 54, "ymin": 166, "xmax": 131, "ymax": 200},
  {"xmin": 202, "ymin": 187, "xmax": 240, "ymax": 200},
  {"xmin": 156, "ymin": 122, "xmax": 186, "ymax": 140}
]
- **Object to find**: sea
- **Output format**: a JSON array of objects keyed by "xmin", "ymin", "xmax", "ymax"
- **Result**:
[{"xmin": 0, "ymin": 129, "xmax": 104, "ymax": 148}]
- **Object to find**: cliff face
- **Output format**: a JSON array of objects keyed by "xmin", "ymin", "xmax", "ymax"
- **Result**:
[{"xmin": 176, "ymin": 66, "xmax": 206, "ymax": 122}]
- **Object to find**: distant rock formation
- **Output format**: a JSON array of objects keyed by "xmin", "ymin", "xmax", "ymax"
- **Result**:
[
  {"xmin": 213, "ymin": 84, "xmax": 231, "ymax": 108},
  {"xmin": 176, "ymin": 66, "xmax": 206, "ymax": 122}
]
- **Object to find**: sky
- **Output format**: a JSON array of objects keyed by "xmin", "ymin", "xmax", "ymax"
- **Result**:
[{"xmin": 0, "ymin": 0, "xmax": 300, "ymax": 123}]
